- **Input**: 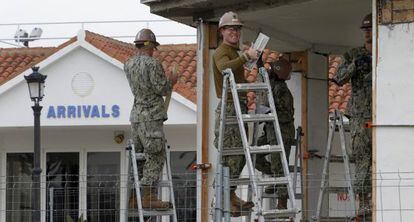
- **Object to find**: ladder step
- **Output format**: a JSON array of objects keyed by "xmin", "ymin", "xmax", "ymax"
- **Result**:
[
  {"xmin": 230, "ymin": 177, "xmax": 289, "ymax": 186},
  {"xmin": 319, "ymin": 216, "xmax": 356, "ymax": 222},
  {"xmin": 128, "ymin": 209, "xmax": 176, "ymax": 217},
  {"xmin": 235, "ymin": 83, "xmax": 269, "ymax": 91},
  {"xmin": 329, "ymin": 155, "xmax": 355, "ymax": 163},
  {"xmin": 262, "ymin": 192, "xmax": 303, "ymax": 199},
  {"xmin": 242, "ymin": 114, "xmax": 275, "ymax": 122},
  {"xmin": 262, "ymin": 208, "xmax": 298, "ymax": 218},
  {"xmin": 222, "ymin": 145, "xmax": 282, "ymax": 156},
  {"xmin": 226, "ymin": 114, "xmax": 276, "ymax": 124},
  {"xmin": 157, "ymin": 180, "xmax": 173, "ymax": 187},
  {"xmin": 264, "ymin": 219, "xmax": 295, "ymax": 222}
]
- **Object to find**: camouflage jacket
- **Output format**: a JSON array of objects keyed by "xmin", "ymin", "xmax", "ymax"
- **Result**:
[
  {"xmin": 334, "ymin": 47, "xmax": 372, "ymax": 119},
  {"xmin": 271, "ymin": 79, "xmax": 294, "ymax": 124},
  {"xmin": 124, "ymin": 55, "xmax": 172, "ymax": 122}
]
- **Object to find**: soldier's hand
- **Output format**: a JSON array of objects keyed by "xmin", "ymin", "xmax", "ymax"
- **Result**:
[{"xmin": 245, "ymin": 43, "xmax": 259, "ymax": 61}]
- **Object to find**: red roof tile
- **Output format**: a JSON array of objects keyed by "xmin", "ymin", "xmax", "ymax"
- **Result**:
[
  {"xmin": 328, "ymin": 56, "xmax": 351, "ymax": 113},
  {"xmin": 0, "ymin": 47, "xmax": 56, "ymax": 86},
  {"xmin": 0, "ymin": 31, "xmax": 197, "ymax": 104},
  {"xmin": 84, "ymin": 31, "xmax": 197, "ymax": 103}
]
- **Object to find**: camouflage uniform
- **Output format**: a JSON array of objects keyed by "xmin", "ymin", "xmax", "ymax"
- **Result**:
[
  {"xmin": 212, "ymin": 42, "xmax": 249, "ymax": 191},
  {"xmin": 214, "ymin": 101, "xmax": 247, "ymax": 190},
  {"xmin": 257, "ymin": 79, "xmax": 295, "ymax": 196},
  {"xmin": 124, "ymin": 54, "xmax": 172, "ymax": 186},
  {"xmin": 334, "ymin": 47, "xmax": 372, "ymax": 196}
]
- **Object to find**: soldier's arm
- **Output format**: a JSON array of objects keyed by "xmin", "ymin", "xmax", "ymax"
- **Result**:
[
  {"xmin": 123, "ymin": 61, "xmax": 134, "ymax": 91},
  {"xmin": 149, "ymin": 60, "xmax": 172, "ymax": 96},
  {"xmin": 214, "ymin": 50, "xmax": 248, "ymax": 73},
  {"xmin": 333, "ymin": 51, "xmax": 356, "ymax": 86}
]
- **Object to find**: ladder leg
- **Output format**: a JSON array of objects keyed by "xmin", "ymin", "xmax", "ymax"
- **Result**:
[
  {"xmin": 214, "ymin": 164, "xmax": 223, "ymax": 221},
  {"xmin": 214, "ymin": 75, "xmax": 229, "ymax": 220},
  {"xmin": 229, "ymin": 73, "xmax": 263, "ymax": 222},
  {"xmin": 223, "ymin": 167, "xmax": 231, "ymax": 222},
  {"xmin": 165, "ymin": 145, "xmax": 178, "ymax": 222},
  {"xmin": 315, "ymin": 114, "xmax": 336, "ymax": 221},
  {"xmin": 128, "ymin": 139, "xmax": 145, "ymax": 222},
  {"xmin": 337, "ymin": 110, "xmax": 357, "ymax": 217},
  {"xmin": 262, "ymin": 68, "xmax": 296, "ymax": 211}
]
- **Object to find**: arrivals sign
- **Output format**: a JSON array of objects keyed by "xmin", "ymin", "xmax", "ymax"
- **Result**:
[{"xmin": 47, "ymin": 105, "xmax": 120, "ymax": 119}]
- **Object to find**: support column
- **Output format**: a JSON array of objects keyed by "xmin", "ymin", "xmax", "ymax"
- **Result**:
[{"xmin": 196, "ymin": 20, "xmax": 215, "ymax": 222}]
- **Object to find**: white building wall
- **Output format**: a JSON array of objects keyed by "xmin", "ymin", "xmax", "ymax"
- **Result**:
[
  {"xmin": 375, "ymin": 22, "xmax": 414, "ymax": 222},
  {"xmin": 0, "ymin": 46, "xmax": 196, "ymax": 127},
  {"xmin": 0, "ymin": 41, "xmax": 197, "ymax": 222}
]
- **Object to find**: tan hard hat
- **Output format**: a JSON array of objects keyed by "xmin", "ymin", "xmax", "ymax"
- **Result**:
[
  {"xmin": 360, "ymin": 13, "xmax": 372, "ymax": 29},
  {"xmin": 134, "ymin": 28, "xmax": 160, "ymax": 47},
  {"xmin": 270, "ymin": 58, "xmax": 292, "ymax": 80},
  {"xmin": 219, "ymin": 11, "xmax": 243, "ymax": 29}
]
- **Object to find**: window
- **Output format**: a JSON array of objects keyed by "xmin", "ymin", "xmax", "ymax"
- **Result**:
[
  {"xmin": 171, "ymin": 151, "xmax": 197, "ymax": 222},
  {"xmin": 87, "ymin": 152, "xmax": 120, "ymax": 222},
  {"xmin": 6, "ymin": 153, "xmax": 33, "ymax": 222},
  {"xmin": 46, "ymin": 153, "xmax": 79, "ymax": 222}
]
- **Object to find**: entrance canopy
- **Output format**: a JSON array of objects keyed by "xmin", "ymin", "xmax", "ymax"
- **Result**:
[{"xmin": 144, "ymin": 0, "xmax": 371, "ymax": 53}]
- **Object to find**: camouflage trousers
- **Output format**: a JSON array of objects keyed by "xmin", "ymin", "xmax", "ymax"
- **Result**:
[
  {"xmin": 131, "ymin": 120, "xmax": 166, "ymax": 186},
  {"xmin": 256, "ymin": 122, "xmax": 295, "ymax": 197},
  {"xmin": 214, "ymin": 100, "xmax": 247, "ymax": 192},
  {"xmin": 350, "ymin": 117, "xmax": 372, "ymax": 196}
]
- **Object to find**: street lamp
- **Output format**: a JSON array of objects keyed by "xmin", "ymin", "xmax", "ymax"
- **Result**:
[{"xmin": 24, "ymin": 66, "xmax": 47, "ymax": 222}]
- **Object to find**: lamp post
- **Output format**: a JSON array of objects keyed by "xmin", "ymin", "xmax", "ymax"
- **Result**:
[{"xmin": 24, "ymin": 66, "xmax": 47, "ymax": 222}]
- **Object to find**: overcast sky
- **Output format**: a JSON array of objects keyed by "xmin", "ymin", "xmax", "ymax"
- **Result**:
[{"xmin": 0, "ymin": 0, "xmax": 196, "ymax": 48}]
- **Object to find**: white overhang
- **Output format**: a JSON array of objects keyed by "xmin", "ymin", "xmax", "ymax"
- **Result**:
[{"xmin": 145, "ymin": 0, "xmax": 372, "ymax": 53}]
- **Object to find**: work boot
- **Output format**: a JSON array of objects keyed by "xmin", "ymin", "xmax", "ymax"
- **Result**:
[
  {"xmin": 230, "ymin": 204, "xmax": 242, "ymax": 217},
  {"xmin": 277, "ymin": 196, "xmax": 288, "ymax": 209},
  {"xmin": 230, "ymin": 191, "xmax": 254, "ymax": 209},
  {"xmin": 142, "ymin": 187, "xmax": 172, "ymax": 210}
]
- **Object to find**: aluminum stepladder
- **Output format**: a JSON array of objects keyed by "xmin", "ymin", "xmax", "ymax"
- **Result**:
[
  {"xmin": 215, "ymin": 67, "xmax": 298, "ymax": 222},
  {"xmin": 313, "ymin": 109, "xmax": 356, "ymax": 222},
  {"xmin": 125, "ymin": 139, "xmax": 178, "ymax": 222}
]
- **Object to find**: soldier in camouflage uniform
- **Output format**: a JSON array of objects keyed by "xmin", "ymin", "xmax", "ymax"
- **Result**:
[
  {"xmin": 213, "ymin": 11, "xmax": 259, "ymax": 216},
  {"xmin": 256, "ymin": 58, "xmax": 295, "ymax": 209},
  {"xmin": 332, "ymin": 14, "xmax": 373, "ymax": 218},
  {"xmin": 124, "ymin": 28, "xmax": 177, "ymax": 210}
]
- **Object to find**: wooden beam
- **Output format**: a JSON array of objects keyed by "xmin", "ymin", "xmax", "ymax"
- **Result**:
[{"xmin": 200, "ymin": 21, "xmax": 211, "ymax": 222}]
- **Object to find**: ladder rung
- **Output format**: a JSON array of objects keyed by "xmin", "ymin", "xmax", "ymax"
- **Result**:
[
  {"xmin": 319, "ymin": 216, "xmax": 356, "ymax": 222},
  {"xmin": 128, "ymin": 209, "xmax": 175, "ymax": 217},
  {"xmin": 235, "ymin": 83, "xmax": 269, "ymax": 91},
  {"xmin": 242, "ymin": 114, "xmax": 275, "ymax": 122},
  {"xmin": 143, "ymin": 209, "xmax": 175, "ymax": 216},
  {"xmin": 329, "ymin": 155, "xmax": 354, "ymax": 163},
  {"xmin": 222, "ymin": 145, "xmax": 282, "ymax": 156},
  {"xmin": 230, "ymin": 177, "xmax": 289, "ymax": 186},
  {"xmin": 262, "ymin": 193, "xmax": 303, "ymax": 199},
  {"xmin": 157, "ymin": 180, "xmax": 172, "ymax": 187},
  {"xmin": 262, "ymin": 208, "xmax": 298, "ymax": 218}
]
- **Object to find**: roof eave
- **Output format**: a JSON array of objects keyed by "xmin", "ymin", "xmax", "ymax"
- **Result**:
[{"xmin": 143, "ymin": 0, "xmax": 313, "ymax": 27}]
